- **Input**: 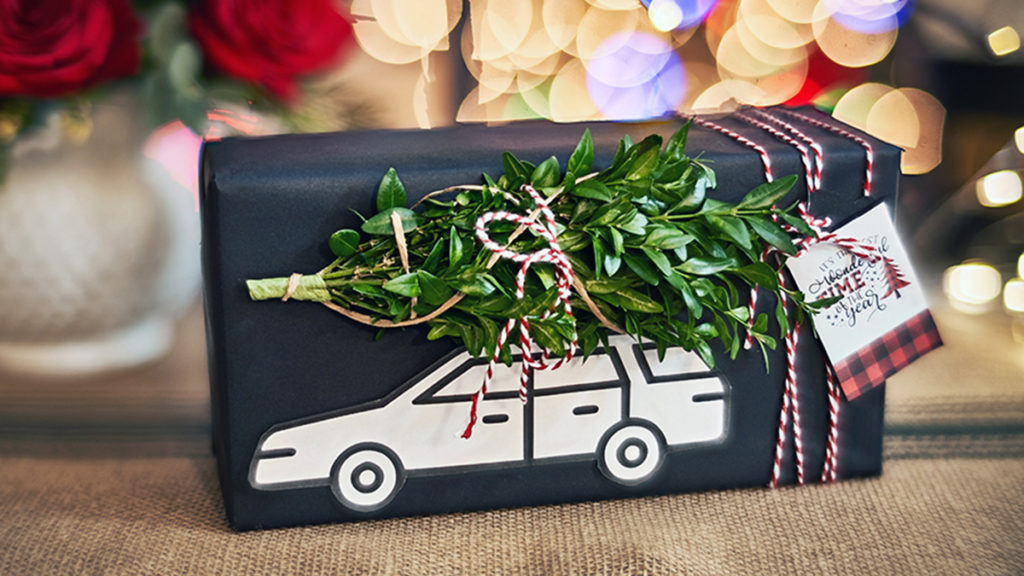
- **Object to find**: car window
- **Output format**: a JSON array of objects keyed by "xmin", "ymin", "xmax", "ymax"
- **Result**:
[
  {"xmin": 633, "ymin": 344, "xmax": 715, "ymax": 383},
  {"xmin": 532, "ymin": 348, "xmax": 625, "ymax": 391},
  {"xmin": 413, "ymin": 357, "xmax": 520, "ymax": 404}
]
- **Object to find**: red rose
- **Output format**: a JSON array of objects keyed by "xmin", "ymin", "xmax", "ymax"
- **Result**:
[
  {"xmin": 189, "ymin": 0, "xmax": 355, "ymax": 101},
  {"xmin": 0, "ymin": 0, "xmax": 142, "ymax": 98}
]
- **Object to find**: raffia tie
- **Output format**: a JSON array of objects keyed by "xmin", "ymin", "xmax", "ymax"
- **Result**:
[{"xmin": 461, "ymin": 184, "xmax": 579, "ymax": 439}]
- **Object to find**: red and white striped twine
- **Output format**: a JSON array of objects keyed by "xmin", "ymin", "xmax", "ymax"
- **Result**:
[
  {"xmin": 775, "ymin": 108, "xmax": 874, "ymax": 197},
  {"xmin": 462, "ymin": 184, "xmax": 578, "ymax": 439},
  {"xmin": 691, "ymin": 116, "xmax": 774, "ymax": 182},
  {"xmin": 699, "ymin": 107, "xmax": 879, "ymax": 486}
]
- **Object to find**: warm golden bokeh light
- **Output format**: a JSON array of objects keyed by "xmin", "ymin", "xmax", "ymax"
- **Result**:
[
  {"xmin": 1005, "ymin": 279, "xmax": 1024, "ymax": 314},
  {"xmin": 987, "ymin": 26, "xmax": 1021, "ymax": 57},
  {"xmin": 944, "ymin": 263, "xmax": 1003, "ymax": 313},
  {"xmin": 976, "ymin": 170, "xmax": 1023, "ymax": 208},
  {"xmin": 1019, "ymin": 253, "xmax": 1024, "ymax": 279},
  {"xmin": 833, "ymin": 83, "xmax": 895, "ymax": 128},
  {"xmin": 1015, "ymin": 127, "xmax": 1024, "ymax": 155},
  {"xmin": 548, "ymin": 59, "xmax": 602, "ymax": 121},
  {"xmin": 812, "ymin": 2, "xmax": 898, "ymax": 68},
  {"xmin": 739, "ymin": 0, "xmax": 814, "ymax": 50},
  {"xmin": 648, "ymin": 0, "xmax": 684, "ymax": 32},
  {"xmin": 764, "ymin": 0, "xmax": 818, "ymax": 24},
  {"xmin": 896, "ymin": 88, "xmax": 945, "ymax": 174}
]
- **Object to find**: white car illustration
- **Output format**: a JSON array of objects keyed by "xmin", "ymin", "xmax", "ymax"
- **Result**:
[{"xmin": 249, "ymin": 335, "xmax": 729, "ymax": 513}]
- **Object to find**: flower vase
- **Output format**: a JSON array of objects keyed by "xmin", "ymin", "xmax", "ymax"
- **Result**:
[{"xmin": 0, "ymin": 95, "xmax": 200, "ymax": 377}]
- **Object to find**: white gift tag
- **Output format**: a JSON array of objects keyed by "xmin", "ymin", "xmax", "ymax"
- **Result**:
[{"xmin": 786, "ymin": 203, "xmax": 942, "ymax": 399}]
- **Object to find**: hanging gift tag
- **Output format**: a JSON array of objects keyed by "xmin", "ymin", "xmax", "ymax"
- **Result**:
[{"xmin": 786, "ymin": 203, "xmax": 943, "ymax": 400}]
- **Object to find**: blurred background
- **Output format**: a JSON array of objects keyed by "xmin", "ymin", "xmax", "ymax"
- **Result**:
[{"xmin": 0, "ymin": 0, "xmax": 1022, "ymax": 456}]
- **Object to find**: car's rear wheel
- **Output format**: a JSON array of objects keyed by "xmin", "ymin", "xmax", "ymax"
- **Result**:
[
  {"xmin": 598, "ymin": 420, "xmax": 665, "ymax": 486},
  {"xmin": 330, "ymin": 444, "xmax": 405, "ymax": 513}
]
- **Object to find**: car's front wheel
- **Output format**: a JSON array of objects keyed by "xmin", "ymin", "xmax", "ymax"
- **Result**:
[
  {"xmin": 598, "ymin": 420, "xmax": 666, "ymax": 486},
  {"xmin": 330, "ymin": 444, "xmax": 405, "ymax": 513}
]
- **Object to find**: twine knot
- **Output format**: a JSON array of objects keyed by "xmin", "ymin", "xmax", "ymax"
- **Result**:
[{"xmin": 461, "ymin": 184, "xmax": 579, "ymax": 439}]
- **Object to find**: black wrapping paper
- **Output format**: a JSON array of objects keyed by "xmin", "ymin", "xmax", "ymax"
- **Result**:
[{"xmin": 201, "ymin": 108, "xmax": 900, "ymax": 530}]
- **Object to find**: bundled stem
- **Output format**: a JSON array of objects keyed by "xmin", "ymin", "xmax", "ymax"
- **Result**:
[{"xmin": 248, "ymin": 124, "xmax": 827, "ymax": 369}]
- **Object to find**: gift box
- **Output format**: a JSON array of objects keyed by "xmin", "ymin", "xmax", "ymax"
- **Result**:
[{"xmin": 201, "ymin": 108, "xmax": 902, "ymax": 531}]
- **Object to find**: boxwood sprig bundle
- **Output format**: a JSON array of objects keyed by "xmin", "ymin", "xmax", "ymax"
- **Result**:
[{"xmin": 248, "ymin": 123, "xmax": 833, "ymax": 369}]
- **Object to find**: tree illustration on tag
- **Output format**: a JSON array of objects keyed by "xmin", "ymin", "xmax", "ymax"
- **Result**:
[{"xmin": 786, "ymin": 203, "xmax": 943, "ymax": 400}]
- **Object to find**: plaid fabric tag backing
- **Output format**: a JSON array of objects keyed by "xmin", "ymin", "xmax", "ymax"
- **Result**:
[{"xmin": 833, "ymin": 309, "xmax": 943, "ymax": 400}]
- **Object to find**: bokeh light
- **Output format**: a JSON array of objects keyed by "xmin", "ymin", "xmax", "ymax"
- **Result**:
[
  {"xmin": 586, "ymin": 32, "xmax": 686, "ymax": 119},
  {"xmin": 976, "ymin": 170, "xmax": 1023, "ymax": 208},
  {"xmin": 1015, "ymin": 127, "xmax": 1024, "ymax": 155},
  {"xmin": 1005, "ymin": 279, "xmax": 1024, "ymax": 314},
  {"xmin": 812, "ymin": 3, "xmax": 899, "ymax": 68},
  {"xmin": 1019, "ymin": 253, "xmax": 1024, "ymax": 279},
  {"xmin": 987, "ymin": 26, "xmax": 1021, "ymax": 57},
  {"xmin": 820, "ymin": 0, "xmax": 912, "ymax": 35},
  {"xmin": 641, "ymin": 0, "xmax": 719, "ymax": 31},
  {"xmin": 944, "ymin": 263, "xmax": 1003, "ymax": 313}
]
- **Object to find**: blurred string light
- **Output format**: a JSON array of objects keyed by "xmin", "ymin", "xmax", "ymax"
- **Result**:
[
  {"xmin": 987, "ymin": 26, "xmax": 1021, "ymax": 57},
  {"xmin": 1005, "ymin": 279, "xmax": 1024, "ymax": 314},
  {"xmin": 339, "ymin": 0, "xmax": 931, "ymax": 136},
  {"xmin": 819, "ymin": 0, "xmax": 912, "ymax": 35},
  {"xmin": 1015, "ymin": 127, "xmax": 1024, "ymax": 155},
  {"xmin": 1019, "ymin": 253, "xmax": 1024, "ymax": 279},
  {"xmin": 832, "ymin": 84, "xmax": 945, "ymax": 174},
  {"xmin": 944, "ymin": 262, "xmax": 1003, "ymax": 314},
  {"xmin": 975, "ymin": 170, "xmax": 1023, "ymax": 208},
  {"xmin": 586, "ymin": 32, "xmax": 686, "ymax": 119},
  {"xmin": 641, "ymin": 0, "xmax": 719, "ymax": 31}
]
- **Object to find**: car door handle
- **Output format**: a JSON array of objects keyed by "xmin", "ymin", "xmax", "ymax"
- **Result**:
[
  {"xmin": 482, "ymin": 414, "xmax": 509, "ymax": 424},
  {"xmin": 572, "ymin": 405, "xmax": 599, "ymax": 416}
]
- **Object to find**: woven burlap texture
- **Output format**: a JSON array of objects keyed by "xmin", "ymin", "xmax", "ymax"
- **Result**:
[{"xmin": 1, "ymin": 457, "xmax": 1022, "ymax": 575}]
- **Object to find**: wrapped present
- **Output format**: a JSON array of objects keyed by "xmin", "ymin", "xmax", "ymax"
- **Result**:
[{"xmin": 200, "ymin": 107, "xmax": 925, "ymax": 531}]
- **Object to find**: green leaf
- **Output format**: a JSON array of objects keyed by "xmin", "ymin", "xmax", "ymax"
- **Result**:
[
  {"xmin": 376, "ymin": 167, "xmax": 407, "ymax": 211},
  {"xmin": 678, "ymin": 257, "xmax": 738, "ymax": 276},
  {"xmin": 361, "ymin": 207, "xmax": 420, "ymax": 235},
  {"xmin": 738, "ymin": 174, "xmax": 798, "ymax": 210},
  {"xmin": 329, "ymin": 229, "xmax": 360, "ymax": 258},
  {"xmin": 699, "ymin": 198, "xmax": 733, "ymax": 215},
  {"xmin": 422, "ymin": 241, "xmax": 445, "ymax": 273},
  {"xmin": 604, "ymin": 253, "xmax": 622, "ymax": 276},
  {"xmin": 626, "ymin": 136, "xmax": 662, "ymax": 180},
  {"xmin": 593, "ymin": 235, "xmax": 606, "ymax": 278},
  {"xmin": 641, "ymin": 246, "xmax": 673, "ymax": 277},
  {"xmin": 532, "ymin": 156, "xmax": 560, "ymax": 188},
  {"xmin": 745, "ymin": 216, "xmax": 797, "ymax": 255},
  {"xmin": 589, "ymin": 202, "xmax": 627, "ymax": 227},
  {"xmin": 567, "ymin": 129, "xmax": 594, "ymax": 177},
  {"xmin": 416, "ymin": 270, "xmax": 454, "ymax": 305},
  {"xmin": 382, "ymin": 272, "xmax": 421, "ymax": 297},
  {"xmin": 571, "ymin": 179, "xmax": 613, "ymax": 202},
  {"xmin": 609, "ymin": 227, "xmax": 624, "ymax": 255},
  {"xmin": 645, "ymin": 226, "xmax": 693, "ymax": 250},
  {"xmin": 584, "ymin": 276, "xmax": 635, "ymax": 294},
  {"xmin": 502, "ymin": 152, "xmax": 530, "ymax": 185},
  {"xmin": 808, "ymin": 294, "xmax": 844, "ymax": 309},
  {"xmin": 708, "ymin": 215, "xmax": 752, "ymax": 250},
  {"xmin": 617, "ymin": 212, "xmax": 648, "ymax": 236},
  {"xmin": 623, "ymin": 252, "xmax": 660, "ymax": 285},
  {"xmin": 450, "ymin": 273, "xmax": 496, "ymax": 296},
  {"xmin": 779, "ymin": 212, "xmax": 817, "ymax": 238},
  {"xmin": 735, "ymin": 263, "xmax": 779, "ymax": 289},
  {"xmin": 448, "ymin": 226, "xmax": 464, "ymax": 268},
  {"xmin": 665, "ymin": 121, "xmax": 691, "ymax": 160},
  {"xmin": 616, "ymin": 288, "xmax": 665, "ymax": 313}
]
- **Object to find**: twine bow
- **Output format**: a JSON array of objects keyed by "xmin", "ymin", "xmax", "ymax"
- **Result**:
[{"xmin": 461, "ymin": 184, "xmax": 579, "ymax": 439}]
